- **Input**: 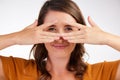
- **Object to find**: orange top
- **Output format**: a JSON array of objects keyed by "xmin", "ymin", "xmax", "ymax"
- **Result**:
[{"xmin": 0, "ymin": 56, "xmax": 119, "ymax": 80}]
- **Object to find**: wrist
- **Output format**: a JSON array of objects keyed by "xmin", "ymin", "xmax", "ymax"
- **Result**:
[
  {"xmin": 9, "ymin": 32, "xmax": 20, "ymax": 45},
  {"xmin": 102, "ymin": 32, "xmax": 115, "ymax": 46},
  {"xmin": 4, "ymin": 32, "xmax": 18, "ymax": 46},
  {"xmin": 100, "ymin": 31, "xmax": 111, "ymax": 45},
  {"xmin": 0, "ymin": 33, "xmax": 17, "ymax": 50}
]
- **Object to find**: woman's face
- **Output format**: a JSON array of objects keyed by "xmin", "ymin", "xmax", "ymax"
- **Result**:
[{"xmin": 44, "ymin": 10, "xmax": 77, "ymax": 58}]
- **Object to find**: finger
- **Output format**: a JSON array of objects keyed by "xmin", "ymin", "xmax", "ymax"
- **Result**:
[
  {"xmin": 40, "ymin": 32, "xmax": 60, "ymax": 37},
  {"xmin": 39, "ymin": 35, "xmax": 59, "ymax": 40},
  {"xmin": 61, "ymin": 30, "xmax": 85, "ymax": 37},
  {"xmin": 65, "ymin": 21, "xmax": 85, "ymax": 30},
  {"xmin": 63, "ymin": 35, "xmax": 85, "ymax": 40},
  {"xmin": 88, "ymin": 16, "xmax": 98, "ymax": 27},
  {"xmin": 37, "ymin": 39, "xmax": 53, "ymax": 43},
  {"xmin": 68, "ymin": 39, "xmax": 85, "ymax": 43},
  {"xmin": 38, "ymin": 21, "xmax": 57, "ymax": 30},
  {"xmin": 37, "ymin": 38, "xmax": 56, "ymax": 43}
]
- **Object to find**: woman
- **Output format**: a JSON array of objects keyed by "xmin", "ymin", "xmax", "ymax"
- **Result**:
[{"xmin": 0, "ymin": 0, "xmax": 120, "ymax": 80}]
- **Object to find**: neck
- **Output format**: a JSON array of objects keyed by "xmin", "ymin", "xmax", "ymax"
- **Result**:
[{"xmin": 46, "ymin": 55, "xmax": 70, "ymax": 75}]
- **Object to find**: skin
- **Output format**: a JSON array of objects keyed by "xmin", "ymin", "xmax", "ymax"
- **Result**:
[
  {"xmin": 44, "ymin": 11, "xmax": 77, "ymax": 58},
  {"xmin": 0, "ymin": 11, "xmax": 120, "ymax": 80},
  {"xmin": 44, "ymin": 11, "xmax": 77, "ymax": 80}
]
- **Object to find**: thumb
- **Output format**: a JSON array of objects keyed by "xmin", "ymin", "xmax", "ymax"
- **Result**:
[
  {"xmin": 25, "ymin": 20, "xmax": 38, "ymax": 29},
  {"xmin": 88, "ymin": 16, "xmax": 98, "ymax": 27}
]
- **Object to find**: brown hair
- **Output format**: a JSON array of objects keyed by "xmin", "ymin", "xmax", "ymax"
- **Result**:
[{"xmin": 31, "ymin": 0, "xmax": 87, "ymax": 80}]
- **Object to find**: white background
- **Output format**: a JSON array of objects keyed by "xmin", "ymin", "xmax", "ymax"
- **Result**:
[{"xmin": 0, "ymin": 0, "xmax": 120, "ymax": 64}]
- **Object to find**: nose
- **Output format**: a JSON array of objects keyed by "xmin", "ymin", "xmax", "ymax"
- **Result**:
[
  {"xmin": 55, "ymin": 37, "xmax": 65, "ymax": 43},
  {"xmin": 58, "ymin": 28, "xmax": 64, "ymax": 34},
  {"xmin": 54, "ymin": 27, "xmax": 66, "ymax": 43}
]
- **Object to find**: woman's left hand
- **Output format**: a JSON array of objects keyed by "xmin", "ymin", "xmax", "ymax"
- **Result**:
[{"xmin": 62, "ymin": 16, "xmax": 107, "ymax": 45}]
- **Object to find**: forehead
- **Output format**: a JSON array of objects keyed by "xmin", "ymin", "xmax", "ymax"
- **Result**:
[{"xmin": 44, "ymin": 10, "xmax": 76, "ymax": 24}]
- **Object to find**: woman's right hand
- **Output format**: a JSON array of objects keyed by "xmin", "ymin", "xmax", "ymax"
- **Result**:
[{"xmin": 9, "ymin": 20, "xmax": 60, "ymax": 45}]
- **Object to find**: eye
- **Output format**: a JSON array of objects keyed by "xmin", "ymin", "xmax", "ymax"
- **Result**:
[
  {"xmin": 47, "ymin": 26, "xmax": 57, "ymax": 32},
  {"xmin": 65, "ymin": 25, "xmax": 73, "ymax": 32},
  {"xmin": 48, "ymin": 27, "xmax": 56, "ymax": 31}
]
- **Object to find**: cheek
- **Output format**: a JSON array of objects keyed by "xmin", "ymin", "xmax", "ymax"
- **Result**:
[
  {"xmin": 69, "ymin": 44, "xmax": 76, "ymax": 52},
  {"xmin": 44, "ymin": 43, "xmax": 51, "ymax": 51}
]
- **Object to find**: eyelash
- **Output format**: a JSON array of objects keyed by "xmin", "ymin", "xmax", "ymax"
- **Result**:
[
  {"xmin": 47, "ymin": 26, "xmax": 73, "ymax": 32},
  {"xmin": 65, "ymin": 27, "xmax": 73, "ymax": 31},
  {"xmin": 47, "ymin": 27, "xmax": 56, "ymax": 31}
]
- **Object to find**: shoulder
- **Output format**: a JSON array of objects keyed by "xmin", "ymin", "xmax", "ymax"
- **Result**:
[
  {"xmin": 90, "ymin": 60, "xmax": 120, "ymax": 68},
  {"xmin": 84, "ymin": 60, "xmax": 120, "ymax": 80},
  {"xmin": 0, "ymin": 56, "xmax": 36, "ymax": 68},
  {"xmin": 0, "ymin": 56, "xmax": 39, "ymax": 79}
]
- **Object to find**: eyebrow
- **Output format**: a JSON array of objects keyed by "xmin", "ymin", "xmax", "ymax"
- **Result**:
[
  {"xmin": 48, "ymin": 25, "xmax": 56, "ymax": 27},
  {"xmin": 65, "ymin": 25, "xmax": 73, "ymax": 27},
  {"xmin": 48, "ymin": 24, "xmax": 74, "ymax": 28}
]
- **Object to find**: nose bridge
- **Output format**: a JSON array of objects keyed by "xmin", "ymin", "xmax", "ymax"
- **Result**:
[
  {"xmin": 59, "ymin": 28, "xmax": 64, "ymax": 34},
  {"xmin": 57, "ymin": 25, "xmax": 64, "ymax": 34},
  {"xmin": 56, "ymin": 26, "xmax": 65, "ymax": 43}
]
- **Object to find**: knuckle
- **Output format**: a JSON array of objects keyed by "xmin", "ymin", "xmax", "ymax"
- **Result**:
[{"xmin": 84, "ymin": 34, "xmax": 87, "ymax": 38}]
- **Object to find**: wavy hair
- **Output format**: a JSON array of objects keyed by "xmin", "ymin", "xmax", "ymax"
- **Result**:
[{"xmin": 31, "ymin": 0, "xmax": 87, "ymax": 80}]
